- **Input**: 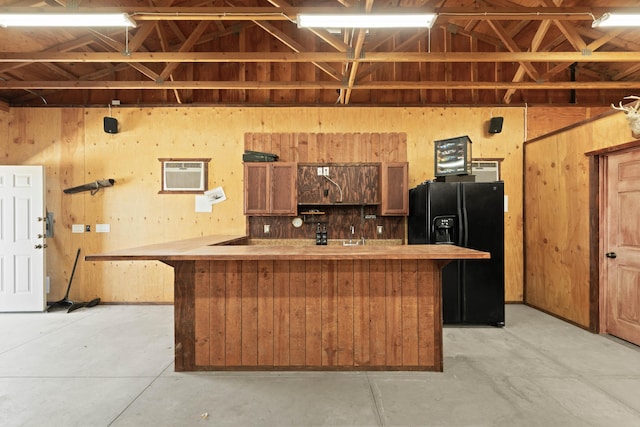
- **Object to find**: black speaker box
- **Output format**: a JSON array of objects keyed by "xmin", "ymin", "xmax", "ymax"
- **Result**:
[
  {"xmin": 103, "ymin": 116, "xmax": 118, "ymax": 134},
  {"xmin": 488, "ymin": 116, "xmax": 504, "ymax": 134}
]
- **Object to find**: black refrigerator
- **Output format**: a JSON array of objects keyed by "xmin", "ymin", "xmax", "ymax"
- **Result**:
[{"xmin": 408, "ymin": 181, "xmax": 505, "ymax": 326}]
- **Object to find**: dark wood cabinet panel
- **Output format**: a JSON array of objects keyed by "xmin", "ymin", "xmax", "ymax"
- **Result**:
[
  {"xmin": 244, "ymin": 163, "xmax": 269, "ymax": 214},
  {"xmin": 298, "ymin": 163, "xmax": 379, "ymax": 205},
  {"xmin": 244, "ymin": 162, "xmax": 296, "ymax": 215},
  {"xmin": 270, "ymin": 163, "xmax": 297, "ymax": 214},
  {"xmin": 380, "ymin": 162, "xmax": 409, "ymax": 216}
]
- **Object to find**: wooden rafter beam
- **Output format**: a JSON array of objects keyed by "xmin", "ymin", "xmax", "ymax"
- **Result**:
[
  {"xmin": 343, "ymin": 0, "xmax": 374, "ymax": 104},
  {"xmin": 2, "ymin": 80, "xmax": 638, "ymax": 90},
  {"xmin": 252, "ymin": 20, "xmax": 341, "ymax": 81},
  {"xmin": 1, "ymin": 51, "xmax": 638, "ymax": 63},
  {"xmin": 487, "ymin": 20, "xmax": 539, "ymax": 81},
  {"xmin": 90, "ymin": 30, "xmax": 161, "ymax": 81},
  {"xmin": 503, "ymin": 19, "xmax": 552, "ymax": 104},
  {"xmin": 0, "ymin": 6, "xmax": 610, "ymax": 22},
  {"xmin": 158, "ymin": 20, "xmax": 210, "ymax": 81}
]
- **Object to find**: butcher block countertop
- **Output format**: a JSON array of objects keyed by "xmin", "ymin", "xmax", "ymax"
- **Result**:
[{"xmin": 85, "ymin": 234, "xmax": 490, "ymax": 262}]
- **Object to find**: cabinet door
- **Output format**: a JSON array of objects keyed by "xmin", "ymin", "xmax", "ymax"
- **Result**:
[
  {"xmin": 244, "ymin": 163, "xmax": 269, "ymax": 214},
  {"xmin": 380, "ymin": 162, "xmax": 408, "ymax": 215},
  {"xmin": 270, "ymin": 163, "xmax": 297, "ymax": 215}
]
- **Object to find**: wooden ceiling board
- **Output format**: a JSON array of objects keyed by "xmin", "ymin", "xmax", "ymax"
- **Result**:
[{"xmin": 0, "ymin": 0, "xmax": 639, "ymax": 106}]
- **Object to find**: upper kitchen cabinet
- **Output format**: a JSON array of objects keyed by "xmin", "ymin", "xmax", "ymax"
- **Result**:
[
  {"xmin": 244, "ymin": 162, "xmax": 297, "ymax": 215},
  {"xmin": 380, "ymin": 162, "xmax": 409, "ymax": 216},
  {"xmin": 297, "ymin": 164, "xmax": 380, "ymax": 206}
]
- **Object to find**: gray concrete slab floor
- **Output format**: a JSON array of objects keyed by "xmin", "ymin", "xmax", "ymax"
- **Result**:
[{"xmin": 1, "ymin": 304, "xmax": 639, "ymax": 426}]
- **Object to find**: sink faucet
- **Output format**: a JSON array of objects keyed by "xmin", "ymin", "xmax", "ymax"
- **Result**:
[{"xmin": 343, "ymin": 225, "xmax": 362, "ymax": 246}]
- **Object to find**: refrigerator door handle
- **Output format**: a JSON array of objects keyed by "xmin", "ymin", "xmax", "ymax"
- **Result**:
[
  {"xmin": 457, "ymin": 184, "xmax": 468, "ymax": 246},
  {"xmin": 456, "ymin": 185, "xmax": 463, "ymax": 246}
]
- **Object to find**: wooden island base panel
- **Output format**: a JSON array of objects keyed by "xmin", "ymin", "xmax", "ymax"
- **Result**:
[{"xmin": 86, "ymin": 236, "xmax": 490, "ymax": 372}]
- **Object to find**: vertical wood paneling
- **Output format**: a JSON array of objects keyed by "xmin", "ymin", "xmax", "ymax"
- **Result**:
[
  {"xmin": 225, "ymin": 260, "xmax": 242, "ymax": 366},
  {"xmin": 321, "ymin": 260, "xmax": 338, "ymax": 366},
  {"xmin": 369, "ymin": 260, "xmax": 387, "ymax": 365},
  {"xmin": 417, "ymin": 260, "xmax": 436, "ymax": 367},
  {"xmin": 173, "ymin": 261, "xmax": 196, "ymax": 371},
  {"xmin": 306, "ymin": 133, "xmax": 318, "ymax": 163},
  {"xmin": 273, "ymin": 260, "xmax": 290, "ymax": 366},
  {"xmin": 337, "ymin": 260, "xmax": 355, "ymax": 366},
  {"xmin": 401, "ymin": 260, "xmax": 419, "ymax": 366},
  {"xmin": 241, "ymin": 260, "xmax": 258, "ymax": 366},
  {"xmin": 194, "ymin": 260, "xmax": 210, "ymax": 366},
  {"xmin": 177, "ymin": 257, "xmax": 445, "ymax": 370},
  {"xmin": 290, "ymin": 260, "xmax": 307, "ymax": 366},
  {"xmin": 210, "ymin": 260, "xmax": 227, "ymax": 366},
  {"xmin": 370, "ymin": 132, "xmax": 381, "ymax": 162},
  {"xmin": 257, "ymin": 260, "xmax": 274, "ymax": 365},
  {"xmin": 305, "ymin": 260, "xmax": 323, "ymax": 366},
  {"xmin": 353, "ymin": 260, "xmax": 371, "ymax": 366},
  {"xmin": 385, "ymin": 260, "xmax": 403, "ymax": 366},
  {"xmin": 295, "ymin": 133, "xmax": 308, "ymax": 162}
]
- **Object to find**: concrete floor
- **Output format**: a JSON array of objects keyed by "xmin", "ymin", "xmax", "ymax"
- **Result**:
[{"xmin": 1, "ymin": 304, "xmax": 639, "ymax": 427}]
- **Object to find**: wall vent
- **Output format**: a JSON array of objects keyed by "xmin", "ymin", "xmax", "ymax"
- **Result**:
[
  {"xmin": 472, "ymin": 160, "xmax": 500, "ymax": 182},
  {"xmin": 163, "ymin": 161, "xmax": 205, "ymax": 191}
]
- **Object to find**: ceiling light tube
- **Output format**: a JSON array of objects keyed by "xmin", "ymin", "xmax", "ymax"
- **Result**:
[
  {"xmin": 592, "ymin": 13, "xmax": 640, "ymax": 28},
  {"xmin": 297, "ymin": 13, "xmax": 436, "ymax": 29},
  {"xmin": 0, "ymin": 13, "xmax": 136, "ymax": 28}
]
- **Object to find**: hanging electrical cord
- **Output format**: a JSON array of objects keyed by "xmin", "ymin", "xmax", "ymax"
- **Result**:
[
  {"xmin": 322, "ymin": 174, "xmax": 343, "ymax": 203},
  {"xmin": 0, "ymin": 77, "xmax": 47, "ymax": 104}
]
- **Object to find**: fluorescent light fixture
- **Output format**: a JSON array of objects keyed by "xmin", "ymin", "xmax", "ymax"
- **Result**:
[
  {"xmin": 297, "ymin": 13, "xmax": 437, "ymax": 29},
  {"xmin": 592, "ymin": 13, "xmax": 640, "ymax": 28},
  {"xmin": 0, "ymin": 13, "xmax": 136, "ymax": 28}
]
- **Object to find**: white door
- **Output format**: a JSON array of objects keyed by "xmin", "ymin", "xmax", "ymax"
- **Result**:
[{"xmin": 0, "ymin": 166, "xmax": 46, "ymax": 312}]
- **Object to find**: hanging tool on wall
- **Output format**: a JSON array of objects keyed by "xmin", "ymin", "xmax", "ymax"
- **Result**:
[{"xmin": 63, "ymin": 179, "xmax": 115, "ymax": 195}]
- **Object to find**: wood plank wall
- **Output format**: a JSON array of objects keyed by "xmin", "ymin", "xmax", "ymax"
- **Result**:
[
  {"xmin": 0, "ymin": 105, "xmax": 580, "ymax": 305},
  {"xmin": 524, "ymin": 111, "xmax": 635, "ymax": 327},
  {"xmin": 191, "ymin": 259, "xmax": 441, "ymax": 370}
]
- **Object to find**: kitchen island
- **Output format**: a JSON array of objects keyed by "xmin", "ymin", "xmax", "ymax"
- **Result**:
[{"xmin": 86, "ymin": 236, "xmax": 489, "ymax": 372}]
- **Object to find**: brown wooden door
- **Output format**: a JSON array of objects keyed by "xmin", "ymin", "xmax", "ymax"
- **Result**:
[{"xmin": 605, "ymin": 148, "xmax": 640, "ymax": 345}]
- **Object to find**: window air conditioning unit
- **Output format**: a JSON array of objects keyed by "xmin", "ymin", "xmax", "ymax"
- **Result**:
[
  {"xmin": 163, "ymin": 161, "xmax": 205, "ymax": 191},
  {"xmin": 471, "ymin": 160, "xmax": 500, "ymax": 183}
]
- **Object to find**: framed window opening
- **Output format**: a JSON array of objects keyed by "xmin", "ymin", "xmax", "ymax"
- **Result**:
[{"xmin": 159, "ymin": 158, "xmax": 210, "ymax": 194}]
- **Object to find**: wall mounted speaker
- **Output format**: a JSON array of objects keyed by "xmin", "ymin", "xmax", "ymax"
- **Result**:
[
  {"xmin": 103, "ymin": 116, "xmax": 118, "ymax": 134},
  {"xmin": 488, "ymin": 116, "xmax": 504, "ymax": 134}
]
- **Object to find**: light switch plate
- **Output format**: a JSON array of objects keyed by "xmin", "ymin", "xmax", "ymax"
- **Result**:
[
  {"xmin": 96, "ymin": 223, "xmax": 110, "ymax": 233},
  {"xmin": 72, "ymin": 224, "xmax": 84, "ymax": 233}
]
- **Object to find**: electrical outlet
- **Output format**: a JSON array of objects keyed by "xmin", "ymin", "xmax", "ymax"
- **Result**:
[
  {"xmin": 323, "ymin": 166, "xmax": 329, "ymax": 176},
  {"xmin": 317, "ymin": 167, "xmax": 323, "ymax": 176},
  {"xmin": 264, "ymin": 224, "xmax": 270, "ymax": 234},
  {"xmin": 377, "ymin": 225, "xmax": 383, "ymax": 235}
]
